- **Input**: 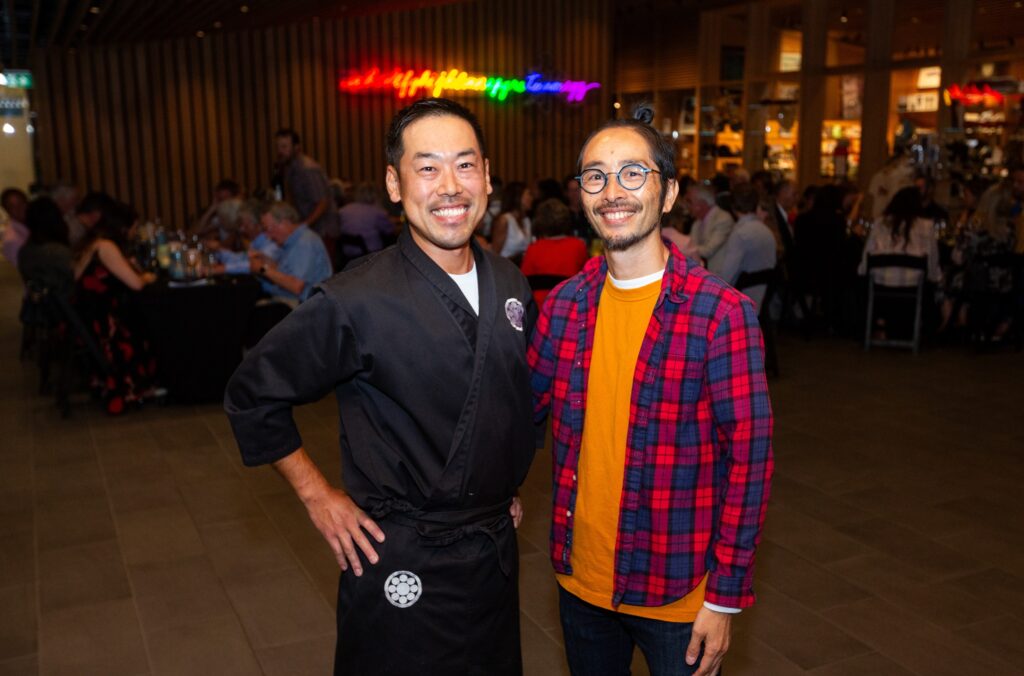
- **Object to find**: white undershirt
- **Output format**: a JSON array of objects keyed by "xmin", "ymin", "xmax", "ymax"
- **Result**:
[
  {"xmin": 447, "ymin": 263, "xmax": 479, "ymax": 315},
  {"xmin": 608, "ymin": 268, "xmax": 665, "ymax": 289}
]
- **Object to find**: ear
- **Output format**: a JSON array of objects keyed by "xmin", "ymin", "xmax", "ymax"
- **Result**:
[
  {"xmin": 385, "ymin": 165, "xmax": 402, "ymax": 204},
  {"xmin": 662, "ymin": 178, "xmax": 680, "ymax": 214},
  {"xmin": 484, "ymin": 158, "xmax": 493, "ymax": 196}
]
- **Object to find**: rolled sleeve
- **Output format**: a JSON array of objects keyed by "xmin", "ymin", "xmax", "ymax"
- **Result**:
[
  {"xmin": 704, "ymin": 298, "xmax": 774, "ymax": 608},
  {"xmin": 224, "ymin": 290, "xmax": 359, "ymax": 466}
]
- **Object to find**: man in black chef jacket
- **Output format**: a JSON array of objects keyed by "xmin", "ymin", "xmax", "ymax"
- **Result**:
[{"xmin": 225, "ymin": 98, "xmax": 536, "ymax": 675}]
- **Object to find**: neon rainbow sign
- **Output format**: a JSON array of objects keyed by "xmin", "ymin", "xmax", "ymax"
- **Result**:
[{"xmin": 338, "ymin": 66, "xmax": 601, "ymax": 103}]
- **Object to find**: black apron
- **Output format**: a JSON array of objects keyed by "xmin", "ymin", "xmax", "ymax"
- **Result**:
[{"xmin": 334, "ymin": 500, "xmax": 521, "ymax": 676}]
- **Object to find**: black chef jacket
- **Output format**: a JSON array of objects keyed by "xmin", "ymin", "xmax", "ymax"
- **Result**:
[{"xmin": 224, "ymin": 228, "xmax": 537, "ymax": 675}]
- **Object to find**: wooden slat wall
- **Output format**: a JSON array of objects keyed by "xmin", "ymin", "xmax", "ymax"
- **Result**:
[
  {"xmin": 616, "ymin": 9, "xmax": 700, "ymax": 94},
  {"xmin": 32, "ymin": 0, "xmax": 612, "ymax": 228}
]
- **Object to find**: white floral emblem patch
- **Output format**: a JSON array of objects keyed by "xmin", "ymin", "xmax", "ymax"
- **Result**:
[
  {"xmin": 384, "ymin": 570, "xmax": 422, "ymax": 608},
  {"xmin": 505, "ymin": 298, "xmax": 525, "ymax": 332}
]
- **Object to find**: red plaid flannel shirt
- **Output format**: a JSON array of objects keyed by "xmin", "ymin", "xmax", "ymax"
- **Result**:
[{"xmin": 528, "ymin": 247, "xmax": 773, "ymax": 609}]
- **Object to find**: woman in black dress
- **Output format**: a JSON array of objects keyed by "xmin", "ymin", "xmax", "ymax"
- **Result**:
[{"xmin": 72, "ymin": 201, "xmax": 159, "ymax": 414}]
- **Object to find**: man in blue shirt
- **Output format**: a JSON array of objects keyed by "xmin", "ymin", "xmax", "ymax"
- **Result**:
[
  {"xmin": 252, "ymin": 201, "xmax": 332, "ymax": 302},
  {"xmin": 215, "ymin": 199, "xmax": 281, "ymax": 275}
]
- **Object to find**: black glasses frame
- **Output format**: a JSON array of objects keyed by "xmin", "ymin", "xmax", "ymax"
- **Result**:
[{"xmin": 575, "ymin": 163, "xmax": 661, "ymax": 194}]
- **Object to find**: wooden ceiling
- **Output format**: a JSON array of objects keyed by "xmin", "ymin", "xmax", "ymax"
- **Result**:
[
  {"xmin": 0, "ymin": 0, "xmax": 467, "ymax": 68},
  {"xmin": 0, "ymin": 0, "xmax": 743, "ymax": 69}
]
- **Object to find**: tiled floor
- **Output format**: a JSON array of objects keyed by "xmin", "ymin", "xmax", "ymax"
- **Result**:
[{"xmin": 1, "ymin": 259, "xmax": 1023, "ymax": 675}]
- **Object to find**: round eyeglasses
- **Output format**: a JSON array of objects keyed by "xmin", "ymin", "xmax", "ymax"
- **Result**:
[{"xmin": 575, "ymin": 163, "xmax": 661, "ymax": 194}]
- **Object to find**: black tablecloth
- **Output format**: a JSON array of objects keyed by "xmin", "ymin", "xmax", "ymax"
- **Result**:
[{"xmin": 139, "ymin": 275, "xmax": 262, "ymax": 403}]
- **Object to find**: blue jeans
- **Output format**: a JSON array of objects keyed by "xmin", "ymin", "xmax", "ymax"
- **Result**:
[{"xmin": 558, "ymin": 586, "xmax": 706, "ymax": 676}]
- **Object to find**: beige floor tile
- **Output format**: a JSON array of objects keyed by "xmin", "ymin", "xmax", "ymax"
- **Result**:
[
  {"xmin": 0, "ymin": 533, "xmax": 34, "ymax": 587},
  {"xmin": 822, "ymin": 596, "xmax": 1017, "ymax": 676},
  {"xmin": 146, "ymin": 614, "xmax": 262, "ymax": 676},
  {"xmin": 31, "ymin": 437, "xmax": 96, "ymax": 468},
  {"xmin": 738, "ymin": 586, "xmax": 871, "ymax": 670},
  {"xmin": 33, "ymin": 459, "xmax": 105, "ymax": 506},
  {"xmin": 116, "ymin": 504, "xmax": 205, "ymax": 565},
  {"xmin": 224, "ymin": 565, "xmax": 335, "ymax": 649},
  {"xmin": 761, "ymin": 505, "xmax": 867, "ymax": 565},
  {"xmin": 94, "ymin": 436, "xmax": 164, "ymax": 472},
  {"xmin": 37, "ymin": 539, "xmax": 131, "ymax": 612},
  {"xmin": 520, "ymin": 614, "xmax": 570, "ymax": 676},
  {"xmin": 0, "ymin": 490, "xmax": 33, "ymax": 537},
  {"xmin": 0, "ymin": 654, "xmax": 37, "ymax": 676},
  {"xmin": 756, "ymin": 540, "xmax": 870, "ymax": 611},
  {"xmin": 722, "ymin": 634, "xmax": 805, "ymax": 676},
  {"xmin": 105, "ymin": 462, "xmax": 183, "ymax": 514},
  {"xmin": 836, "ymin": 518, "xmax": 981, "ymax": 579},
  {"xmin": 0, "ymin": 584, "xmax": 36, "ymax": 661},
  {"xmin": 179, "ymin": 475, "xmax": 263, "ymax": 525},
  {"xmin": 150, "ymin": 419, "xmax": 219, "ymax": 451},
  {"xmin": 129, "ymin": 555, "xmax": 237, "ymax": 633},
  {"xmin": 161, "ymin": 442, "xmax": 240, "ymax": 486},
  {"xmin": 200, "ymin": 516, "xmax": 297, "ymax": 580},
  {"xmin": 256, "ymin": 634, "xmax": 336, "ymax": 676},
  {"xmin": 960, "ymin": 615, "xmax": 1024, "ymax": 667},
  {"xmin": 519, "ymin": 551, "xmax": 561, "ymax": 632},
  {"xmin": 808, "ymin": 651, "xmax": 916, "ymax": 675},
  {"xmin": 948, "ymin": 568, "xmax": 1024, "ymax": 620},
  {"xmin": 37, "ymin": 598, "xmax": 148, "ymax": 676},
  {"xmin": 35, "ymin": 495, "xmax": 116, "ymax": 551},
  {"xmin": 289, "ymin": 541, "xmax": 342, "ymax": 607}
]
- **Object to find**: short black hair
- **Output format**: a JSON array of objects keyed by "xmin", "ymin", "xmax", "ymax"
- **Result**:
[
  {"xmin": 385, "ymin": 98, "xmax": 487, "ymax": 169},
  {"xmin": 275, "ymin": 128, "xmax": 300, "ymax": 145},
  {"xmin": 1, "ymin": 188, "xmax": 27, "ymax": 210},
  {"xmin": 25, "ymin": 197, "xmax": 69, "ymax": 246},
  {"xmin": 576, "ymin": 103, "xmax": 676, "ymax": 205},
  {"xmin": 731, "ymin": 183, "xmax": 759, "ymax": 215},
  {"xmin": 75, "ymin": 190, "xmax": 115, "ymax": 215},
  {"xmin": 215, "ymin": 179, "xmax": 241, "ymax": 196},
  {"xmin": 532, "ymin": 198, "xmax": 573, "ymax": 238}
]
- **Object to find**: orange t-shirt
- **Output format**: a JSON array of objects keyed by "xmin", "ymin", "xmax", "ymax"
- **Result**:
[{"xmin": 556, "ymin": 275, "xmax": 707, "ymax": 621}]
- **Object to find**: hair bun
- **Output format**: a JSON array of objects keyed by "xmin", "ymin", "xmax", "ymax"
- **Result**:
[{"xmin": 632, "ymin": 104, "xmax": 654, "ymax": 125}]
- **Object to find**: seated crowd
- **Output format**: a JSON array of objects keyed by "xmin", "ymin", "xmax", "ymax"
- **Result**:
[{"xmin": 3, "ymin": 141, "xmax": 1022, "ymax": 418}]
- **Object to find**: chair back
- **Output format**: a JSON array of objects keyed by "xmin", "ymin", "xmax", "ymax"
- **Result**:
[
  {"xmin": 527, "ymin": 274, "xmax": 568, "ymax": 292},
  {"xmin": 865, "ymin": 253, "xmax": 927, "ymax": 272}
]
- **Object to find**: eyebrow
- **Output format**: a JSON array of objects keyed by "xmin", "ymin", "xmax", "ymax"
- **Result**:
[
  {"xmin": 582, "ymin": 158, "xmax": 646, "ymax": 171},
  {"xmin": 412, "ymin": 149, "xmax": 479, "ymax": 161}
]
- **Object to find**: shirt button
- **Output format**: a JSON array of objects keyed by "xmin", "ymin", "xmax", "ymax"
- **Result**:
[
  {"xmin": 572, "ymin": 473, "xmax": 577, "ymax": 481},
  {"xmin": 566, "ymin": 509, "xmax": 572, "ymax": 517}
]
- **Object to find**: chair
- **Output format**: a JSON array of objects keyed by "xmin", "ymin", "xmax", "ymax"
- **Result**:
[
  {"xmin": 863, "ymin": 254, "xmax": 927, "ymax": 354},
  {"xmin": 735, "ymin": 267, "xmax": 779, "ymax": 377},
  {"xmin": 336, "ymin": 233, "xmax": 369, "ymax": 271},
  {"xmin": 22, "ymin": 280, "xmax": 109, "ymax": 417},
  {"xmin": 526, "ymin": 274, "xmax": 568, "ymax": 292}
]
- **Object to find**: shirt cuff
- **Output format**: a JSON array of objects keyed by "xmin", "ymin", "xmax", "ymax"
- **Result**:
[{"xmin": 703, "ymin": 601, "xmax": 742, "ymax": 614}]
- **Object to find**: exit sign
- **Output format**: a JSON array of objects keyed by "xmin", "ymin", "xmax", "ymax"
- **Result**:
[{"xmin": 1, "ymin": 71, "xmax": 33, "ymax": 89}]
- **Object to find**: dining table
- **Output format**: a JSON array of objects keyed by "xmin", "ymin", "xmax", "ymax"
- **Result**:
[{"xmin": 139, "ymin": 274, "xmax": 263, "ymax": 404}]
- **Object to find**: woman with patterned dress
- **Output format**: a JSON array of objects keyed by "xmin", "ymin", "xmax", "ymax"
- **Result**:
[{"xmin": 72, "ymin": 201, "xmax": 159, "ymax": 414}]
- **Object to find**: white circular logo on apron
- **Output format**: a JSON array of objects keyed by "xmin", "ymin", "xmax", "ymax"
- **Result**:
[{"xmin": 384, "ymin": 570, "xmax": 423, "ymax": 608}]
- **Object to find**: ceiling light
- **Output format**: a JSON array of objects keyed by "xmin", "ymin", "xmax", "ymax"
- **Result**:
[
  {"xmin": 213, "ymin": 21, "xmax": 222, "ymax": 28},
  {"xmin": 613, "ymin": 101, "xmax": 621, "ymax": 109},
  {"xmin": 240, "ymin": 4, "xmax": 249, "ymax": 13},
  {"xmin": 26, "ymin": 124, "xmax": 34, "ymax": 134},
  {"xmin": 3, "ymin": 123, "xmax": 15, "ymax": 135},
  {"xmin": 89, "ymin": 6, "xmax": 100, "ymax": 14},
  {"xmin": 196, "ymin": 30, "xmax": 206, "ymax": 38}
]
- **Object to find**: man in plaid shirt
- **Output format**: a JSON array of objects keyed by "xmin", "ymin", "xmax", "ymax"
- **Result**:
[{"xmin": 528, "ymin": 106, "xmax": 773, "ymax": 676}]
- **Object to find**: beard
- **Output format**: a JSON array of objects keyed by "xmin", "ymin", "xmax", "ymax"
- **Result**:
[{"xmin": 601, "ymin": 216, "xmax": 661, "ymax": 252}]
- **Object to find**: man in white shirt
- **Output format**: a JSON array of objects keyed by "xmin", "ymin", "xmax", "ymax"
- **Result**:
[
  {"xmin": 683, "ymin": 184, "xmax": 734, "ymax": 263},
  {"xmin": 710, "ymin": 184, "xmax": 778, "ymax": 312}
]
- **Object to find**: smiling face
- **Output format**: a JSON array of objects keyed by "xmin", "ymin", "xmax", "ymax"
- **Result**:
[
  {"xmin": 579, "ymin": 127, "xmax": 677, "ymax": 252},
  {"xmin": 385, "ymin": 114, "xmax": 491, "ymax": 263}
]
